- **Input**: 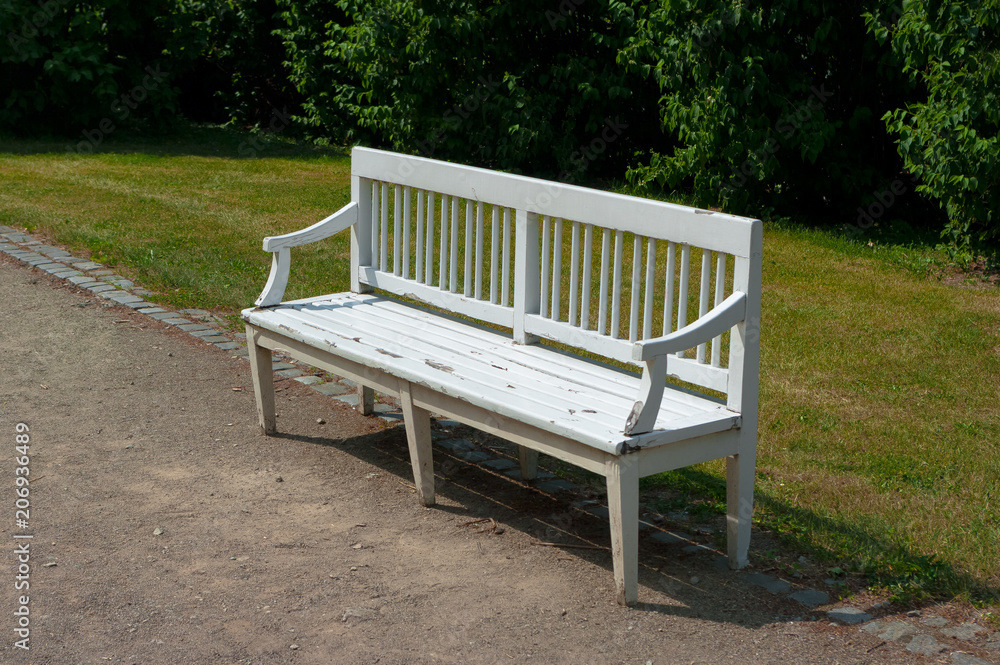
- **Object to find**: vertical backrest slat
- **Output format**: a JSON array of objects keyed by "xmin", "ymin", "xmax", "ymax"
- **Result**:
[
  {"xmin": 424, "ymin": 191, "xmax": 435, "ymax": 284},
  {"xmin": 551, "ymin": 218, "xmax": 563, "ymax": 321},
  {"xmin": 475, "ymin": 202, "xmax": 485, "ymax": 300},
  {"xmin": 581, "ymin": 224, "xmax": 593, "ymax": 329},
  {"xmin": 501, "ymin": 208, "xmax": 512, "ymax": 307},
  {"xmin": 597, "ymin": 228, "xmax": 611, "ymax": 335},
  {"xmin": 370, "ymin": 181, "xmax": 380, "ymax": 272},
  {"xmin": 450, "ymin": 196, "xmax": 460, "ymax": 293},
  {"xmin": 628, "ymin": 235, "xmax": 641, "ymax": 342},
  {"xmin": 393, "ymin": 185, "xmax": 402, "ymax": 276},
  {"xmin": 490, "ymin": 206, "xmax": 500, "ymax": 303},
  {"xmin": 380, "ymin": 183, "xmax": 389, "ymax": 272},
  {"xmin": 677, "ymin": 244, "xmax": 691, "ymax": 356},
  {"xmin": 439, "ymin": 194, "xmax": 449, "ymax": 290},
  {"xmin": 415, "ymin": 189, "xmax": 424, "ymax": 283},
  {"xmin": 712, "ymin": 251, "xmax": 727, "ymax": 367},
  {"xmin": 540, "ymin": 216, "xmax": 551, "ymax": 318},
  {"xmin": 350, "ymin": 175, "xmax": 373, "ymax": 294},
  {"xmin": 569, "ymin": 221, "xmax": 581, "ymax": 326},
  {"xmin": 662, "ymin": 241, "xmax": 676, "ymax": 336},
  {"xmin": 643, "ymin": 238, "xmax": 656, "ymax": 340},
  {"xmin": 696, "ymin": 250, "xmax": 712, "ymax": 363},
  {"xmin": 513, "ymin": 209, "xmax": 540, "ymax": 344},
  {"xmin": 464, "ymin": 199, "xmax": 474, "ymax": 296},
  {"xmin": 401, "ymin": 186, "xmax": 411, "ymax": 279},
  {"xmin": 610, "ymin": 230, "xmax": 624, "ymax": 339}
]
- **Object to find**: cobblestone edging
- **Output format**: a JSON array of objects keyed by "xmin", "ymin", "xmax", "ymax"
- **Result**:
[
  {"xmin": 2, "ymin": 226, "xmax": 997, "ymax": 663},
  {"xmin": 0, "ymin": 226, "xmax": 404, "ymax": 426}
]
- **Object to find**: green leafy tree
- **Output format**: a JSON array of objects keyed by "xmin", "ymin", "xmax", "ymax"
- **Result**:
[
  {"xmin": 1, "ymin": 0, "xmax": 210, "ymax": 136},
  {"xmin": 277, "ymin": 0, "xmax": 653, "ymax": 177},
  {"xmin": 870, "ymin": 0, "xmax": 1000, "ymax": 254},
  {"xmin": 618, "ymin": 0, "xmax": 913, "ymax": 221}
]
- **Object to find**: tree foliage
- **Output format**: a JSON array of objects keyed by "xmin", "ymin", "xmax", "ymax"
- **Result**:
[
  {"xmin": 1, "ymin": 0, "xmax": 998, "ymax": 252},
  {"xmin": 0, "ymin": 0, "xmax": 208, "ymax": 134},
  {"xmin": 869, "ymin": 0, "xmax": 1000, "ymax": 253},
  {"xmin": 277, "ymin": 0, "xmax": 653, "ymax": 176},
  {"xmin": 618, "ymin": 0, "xmax": 913, "ymax": 222}
]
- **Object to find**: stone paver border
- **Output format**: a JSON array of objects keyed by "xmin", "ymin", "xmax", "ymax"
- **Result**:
[{"xmin": 1, "ymin": 225, "xmax": 997, "ymax": 664}]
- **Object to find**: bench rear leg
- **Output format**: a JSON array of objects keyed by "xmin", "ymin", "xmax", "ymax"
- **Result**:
[
  {"xmin": 518, "ymin": 446, "xmax": 539, "ymax": 480},
  {"xmin": 399, "ymin": 381, "xmax": 435, "ymax": 506},
  {"xmin": 606, "ymin": 456, "xmax": 639, "ymax": 605},
  {"xmin": 357, "ymin": 384, "xmax": 375, "ymax": 415},
  {"xmin": 246, "ymin": 325, "xmax": 276, "ymax": 435},
  {"xmin": 726, "ymin": 447, "xmax": 756, "ymax": 568}
]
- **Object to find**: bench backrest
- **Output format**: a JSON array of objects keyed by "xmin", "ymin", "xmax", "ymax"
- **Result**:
[{"xmin": 350, "ymin": 147, "xmax": 761, "ymax": 411}]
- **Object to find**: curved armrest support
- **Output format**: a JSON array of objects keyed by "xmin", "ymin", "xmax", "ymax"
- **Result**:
[
  {"xmin": 631, "ymin": 291, "xmax": 746, "ymax": 362},
  {"xmin": 624, "ymin": 291, "xmax": 746, "ymax": 435},
  {"xmin": 254, "ymin": 202, "xmax": 359, "ymax": 307},
  {"xmin": 262, "ymin": 202, "xmax": 359, "ymax": 252}
]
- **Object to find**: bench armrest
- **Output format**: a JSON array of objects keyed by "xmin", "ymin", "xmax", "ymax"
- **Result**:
[
  {"xmin": 262, "ymin": 201, "xmax": 359, "ymax": 252},
  {"xmin": 255, "ymin": 202, "xmax": 359, "ymax": 307},
  {"xmin": 631, "ymin": 291, "xmax": 747, "ymax": 362},
  {"xmin": 623, "ymin": 291, "xmax": 746, "ymax": 436}
]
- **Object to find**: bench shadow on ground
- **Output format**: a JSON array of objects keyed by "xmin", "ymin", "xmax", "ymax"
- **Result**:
[{"xmin": 269, "ymin": 422, "xmax": 991, "ymax": 626}]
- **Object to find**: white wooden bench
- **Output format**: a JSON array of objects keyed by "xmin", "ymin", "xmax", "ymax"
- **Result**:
[{"xmin": 242, "ymin": 147, "xmax": 762, "ymax": 605}]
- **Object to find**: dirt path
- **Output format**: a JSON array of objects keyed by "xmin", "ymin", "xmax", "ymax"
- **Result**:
[{"xmin": 0, "ymin": 255, "xmax": 968, "ymax": 664}]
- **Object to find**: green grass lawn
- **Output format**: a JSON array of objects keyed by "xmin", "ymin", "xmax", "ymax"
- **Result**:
[{"xmin": 2, "ymin": 129, "xmax": 998, "ymax": 604}]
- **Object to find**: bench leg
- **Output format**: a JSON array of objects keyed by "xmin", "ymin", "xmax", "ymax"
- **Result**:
[
  {"xmin": 399, "ymin": 381, "xmax": 435, "ymax": 506},
  {"xmin": 518, "ymin": 446, "xmax": 539, "ymax": 480},
  {"xmin": 357, "ymin": 384, "xmax": 375, "ymax": 416},
  {"xmin": 246, "ymin": 326, "xmax": 276, "ymax": 435},
  {"xmin": 606, "ymin": 456, "xmax": 639, "ymax": 605},
  {"xmin": 726, "ymin": 448, "xmax": 756, "ymax": 569}
]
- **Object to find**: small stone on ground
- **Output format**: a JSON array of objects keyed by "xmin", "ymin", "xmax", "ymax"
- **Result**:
[
  {"xmin": 951, "ymin": 653, "xmax": 995, "ymax": 665},
  {"xmin": 827, "ymin": 607, "xmax": 872, "ymax": 625},
  {"xmin": 745, "ymin": 573, "xmax": 791, "ymax": 594},
  {"xmin": 943, "ymin": 623, "xmax": 987, "ymax": 641},
  {"xmin": 877, "ymin": 621, "xmax": 918, "ymax": 642},
  {"xmin": 789, "ymin": 589, "xmax": 829, "ymax": 608},
  {"xmin": 312, "ymin": 382, "xmax": 352, "ymax": 397},
  {"xmin": 907, "ymin": 634, "xmax": 946, "ymax": 656},
  {"xmin": 649, "ymin": 531, "xmax": 692, "ymax": 546},
  {"xmin": 436, "ymin": 438, "xmax": 476, "ymax": 452}
]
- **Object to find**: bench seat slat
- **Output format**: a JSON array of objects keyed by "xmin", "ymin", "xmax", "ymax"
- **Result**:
[
  {"xmin": 281, "ymin": 306, "xmax": 643, "ymax": 432},
  {"xmin": 354, "ymin": 295, "xmax": 728, "ymax": 411},
  {"xmin": 243, "ymin": 294, "xmax": 738, "ymax": 454},
  {"xmin": 308, "ymin": 296, "xmax": 709, "ymax": 421}
]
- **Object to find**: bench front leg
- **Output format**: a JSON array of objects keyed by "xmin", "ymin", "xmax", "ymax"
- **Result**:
[
  {"xmin": 246, "ymin": 325, "xmax": 276, "ymax": 434},
  {"xmin": 606, "ymin": 455, "xmax": 640, "ymax": 605},
  {"xmin": 399, "ymin": 381, "xmax": 435, "ymax": 506},
  {"xmin": 726, "ymin": 443, "xmax": 756, "ymax": 568}
]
